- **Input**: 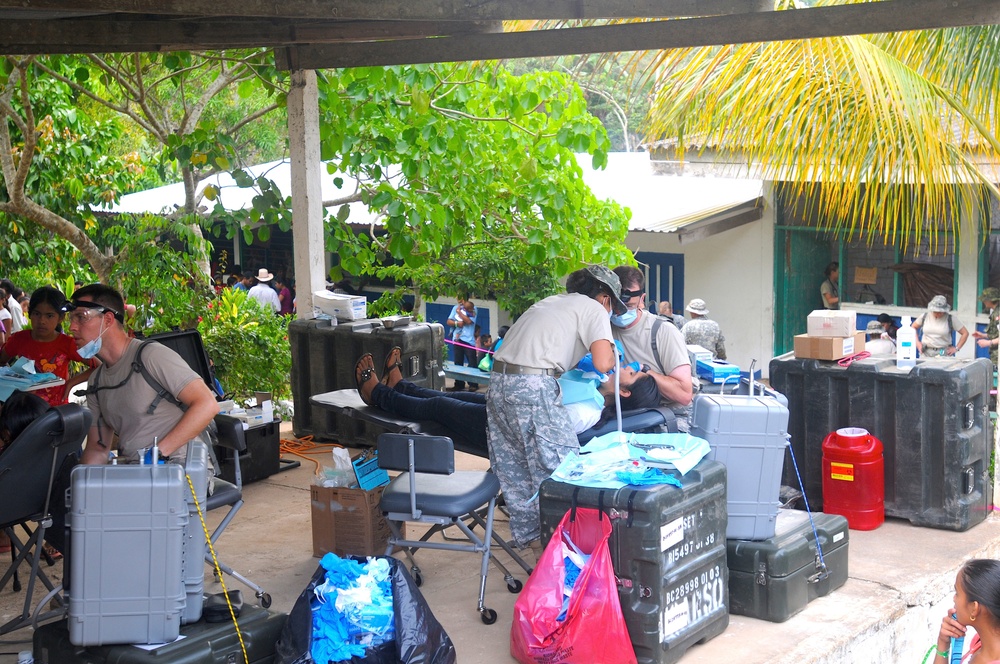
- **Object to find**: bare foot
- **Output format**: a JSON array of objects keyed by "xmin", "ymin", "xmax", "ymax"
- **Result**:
[
  {"xmin": 383, "ymin": 346, "xmax": 403, "ymax": 388},
  {"xmin": 355, "ymin": 354, "xmax": 379, "ymax": 405}
]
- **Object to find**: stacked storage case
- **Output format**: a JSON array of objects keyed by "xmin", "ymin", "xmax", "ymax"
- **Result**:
[
  {"xmin": 67, "ymin": 463, "xmax": 189, "ymax": 646},
  {"xmin": 726, "ymin": 509, "xmax": 849, "ymax": 622},
  {"xmin": 67, "ymin": 441, "xmax": 211, "ymax": 645},
  {"xmin": 770, "ymin": 356, "xmax": 993, "ymax": 531},
  {"xmin": 689, "ymin": 394, "xmax": 789, "ymax": 540},
  {"xmin": 539, "ymin": 459, "xmax": 728, "ymax": 664},
  {"xmin": 289, "ymin": 318, "xmax": 446, "ymax": 442},
  {"xmin": 34, "ymin": 604, "xmax": 287, "ymax": 663}
]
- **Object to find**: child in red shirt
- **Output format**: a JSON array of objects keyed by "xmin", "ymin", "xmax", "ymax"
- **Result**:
[{"xmin": 0, "ymin": 286, "xmax": 97, "ymax": 406}]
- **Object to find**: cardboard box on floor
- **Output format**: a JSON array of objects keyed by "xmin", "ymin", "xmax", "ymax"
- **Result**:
[
  {"xmin": 793, "ymin": 332, "xmax": 866, "ymax": 361},
  {"xmin": 311, "ymin": 484, "xmax": 404, "ymax": 558}
]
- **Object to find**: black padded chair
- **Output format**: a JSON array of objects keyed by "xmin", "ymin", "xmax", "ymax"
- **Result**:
[
  {"xmin": 204, "ymin": 413, "xmax": 271, "ymax": 607},
  {"xmin": 377, "ymin": 433, "xmax": 525, "ymax": 625},
  {"xmin": 0, "ymin": 403, "xmax": 90, "ymax": 635}
]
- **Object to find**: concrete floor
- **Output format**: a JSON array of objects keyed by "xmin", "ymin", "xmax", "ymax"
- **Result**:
[{"xmin": 1, "ymin": 423, "xmax": 998, "ymax": 663}]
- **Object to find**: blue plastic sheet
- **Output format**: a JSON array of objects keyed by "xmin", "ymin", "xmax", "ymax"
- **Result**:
[{"xmin": 311, "ymin": 553, "xmax": 395, "ymax": 664}]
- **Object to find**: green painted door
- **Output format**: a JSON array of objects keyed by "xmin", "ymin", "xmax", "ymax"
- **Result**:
[{"xmin": 774, "ymin": 229, "xmax": 833, "ymax": 354}]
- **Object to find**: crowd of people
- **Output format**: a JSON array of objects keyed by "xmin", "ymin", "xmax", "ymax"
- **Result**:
[{"xmin": 220, "ymin": 264, "xmax": 295, "ymax": 316}]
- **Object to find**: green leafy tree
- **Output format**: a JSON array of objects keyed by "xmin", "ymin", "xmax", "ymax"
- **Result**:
[
  {"xmin": 198, "ymin": 288, "xmax": 291, "ymax": 402},
  {"xmin": 0, "ymin": 52, "xmax": 287, "ymax": 283},
  {"xmin": 218, "ymin": 62, "xmax": 634, "ymax": 315}
]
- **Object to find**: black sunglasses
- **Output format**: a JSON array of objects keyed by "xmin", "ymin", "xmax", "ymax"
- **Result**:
[{"xmin": 620, "ymin": 288, "xmax": 644, "ymax": 301}]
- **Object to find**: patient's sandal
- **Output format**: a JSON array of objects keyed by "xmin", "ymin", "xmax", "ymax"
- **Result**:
[
  {"xmin": 383, "ymin": 346, "xmax": 403, "ymax": 387},
  {"xmin": 356, "ymin": 354, "xmax": 378, "ymax": 405}
]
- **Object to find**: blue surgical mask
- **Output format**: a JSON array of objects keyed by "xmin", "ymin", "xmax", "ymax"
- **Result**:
[
  {"xmin": 611, "ymin": 308, "xmax": 638, "ymax": 328},
  {"xmin": 77, "ymin": 321, "xmax": 106, "ymax": 360}
]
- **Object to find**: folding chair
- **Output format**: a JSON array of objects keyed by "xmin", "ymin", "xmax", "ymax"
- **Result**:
[
  {"xmin": 203, "ymin": 413, "xmax": 271, "ymax": 607},
  {"xmin": 377, "ymin": 433, "xmax": 525, "ymax": 625},
  {"xmin": 0, "ymin": 403, "xmax": 90, "ymax": 635}
]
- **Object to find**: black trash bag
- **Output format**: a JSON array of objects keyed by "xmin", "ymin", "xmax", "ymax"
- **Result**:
[{"xmin": 275, "ymin": 556, "xmax": 457, "ymax": 664}]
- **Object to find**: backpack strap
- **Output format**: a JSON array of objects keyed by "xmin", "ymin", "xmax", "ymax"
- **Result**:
[
  {"xmin": 85, "ymin": 340, "xmax": 186, "ymax": 415},
  {"xmin": 133, "ymin": 341, "xmax": 187, "ymax": 415},
  {"xmin": 649, "ymin": 316, "xmax": 667, "ymax": 374}
]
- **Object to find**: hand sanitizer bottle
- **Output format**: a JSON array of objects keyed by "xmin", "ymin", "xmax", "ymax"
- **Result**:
[{"xmin": 896, "ymin": 316, "xmax": 916, "ymax": 369}]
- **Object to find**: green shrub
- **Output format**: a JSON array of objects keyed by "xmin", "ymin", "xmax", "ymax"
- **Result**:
[{"xmin": 198, "ymin": 288, "xmax": 291, "ymax": 404}]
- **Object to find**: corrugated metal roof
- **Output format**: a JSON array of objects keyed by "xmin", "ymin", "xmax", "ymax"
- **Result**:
[
  {"xmin": 117, "ymin": 153, "xmax": 765, "ymax": 239},
  {"xmin": 576, "ymin": 152, "xmax": 764, "ymax": 235}
]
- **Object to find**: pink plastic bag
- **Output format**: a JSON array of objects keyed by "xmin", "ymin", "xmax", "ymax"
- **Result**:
[{"xmin": 510, "ymin": 507, "xmax": 636, "ymax": 664}]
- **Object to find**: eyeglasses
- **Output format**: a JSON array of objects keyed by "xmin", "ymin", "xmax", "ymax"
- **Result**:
[
  {"xmin": 63, "ymin": 299, "xmax": 122, "ymax": 323},
  {"xmin": 67, "ymin": 309, "xmax": 106, "ymax": 325}
]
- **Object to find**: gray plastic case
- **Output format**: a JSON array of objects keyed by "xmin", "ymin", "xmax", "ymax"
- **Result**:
[
  {"xmin": 690, "ymin": 393, "xmax": 789, "ymax": 540},
  {"xmin": 181, "ymin": 440, "xmax": 209, "ymax": 624},
  {"xmin": 67, "ymin": 463, "xmax": 188, "ymax": 646}
]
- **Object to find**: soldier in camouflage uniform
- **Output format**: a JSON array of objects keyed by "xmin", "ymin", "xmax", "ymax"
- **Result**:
[
  {"xmin": 682, "ymin": 298, "xmax": 727, "ymax": 360},
  {"xmin": 486, "ymin": 266, "xmax": 626, "ymax": 550},
  {"xmin": 974, "ymin": 287, "xmax": 1000, "ymax": 367}
]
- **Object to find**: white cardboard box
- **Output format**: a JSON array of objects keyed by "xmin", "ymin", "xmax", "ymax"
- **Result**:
[
  {"xmin": 314, "ymin": 290, "xmax": 367, "ymax": 321},
  {"xmin": 806, "ymin": 310, "xmax": 857, "ymax": 337}
]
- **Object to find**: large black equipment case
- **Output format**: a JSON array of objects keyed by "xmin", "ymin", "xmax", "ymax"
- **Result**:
[
  {"xmin": 726, "ymin": 509, "xmax": 849, "ymax": 623},
  {"xmin": 34, "ymin": 604, "xmax": 288, "ymax": 664},
  {"xmin": 289, "ymin": 317, "xmax": 446, "ymax": 442},
  {"xmin": 769, "ymin": 356, "xmax": 993, "ymax": 531},
  {"xmin": 146, "ymin": 329, "xmax": 217, "ymax": 394},
  {"xmin": 539, "ymin": 460, "xmax": 729, "ymax": 664},
  {"xmin": 217, "ymin": 421, "xmax": 281, "ymax": 485}
]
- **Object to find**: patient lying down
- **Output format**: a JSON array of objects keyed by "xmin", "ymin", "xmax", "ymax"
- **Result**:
[{"xmin": 354, "ymin": 347, "xmax": 660, "ymax": 457}]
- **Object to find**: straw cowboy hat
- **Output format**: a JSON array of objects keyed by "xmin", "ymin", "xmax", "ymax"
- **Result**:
[{"xmin": 256, "ymin": 268, "xmax": 274, "ymax": 282}]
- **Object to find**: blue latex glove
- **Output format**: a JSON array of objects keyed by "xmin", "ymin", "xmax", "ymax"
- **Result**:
[{"xmin": 576, "ymin": 352, "xmax": 604, "ymax": 376}]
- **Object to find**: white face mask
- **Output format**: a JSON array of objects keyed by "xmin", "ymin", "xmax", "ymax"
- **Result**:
[{"xmin": 77, "ymin": 320, "xmax": 106, "ymax": 359}]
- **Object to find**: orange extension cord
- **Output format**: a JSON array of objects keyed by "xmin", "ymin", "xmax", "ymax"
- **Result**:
[{"xmin": 278, "ymin": 434, "xmax": 347, "ymax": 475}]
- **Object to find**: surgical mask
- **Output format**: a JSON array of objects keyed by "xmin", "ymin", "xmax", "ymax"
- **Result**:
[
  {"xmin": 611, "ymin": 308, "xmax": 638, "ymax": 328},
  {"xmin": 77, "ymin": 321, "xmax": 106, "ymax": 359}
]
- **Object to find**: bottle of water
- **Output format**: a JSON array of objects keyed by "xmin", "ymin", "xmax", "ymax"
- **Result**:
[
  {"xmin": 17, "ymin": 650, "xmax": 34, "ymax": 664},
  {"xmin": 896, "ymin": 316, "xmax": 916, "ymax": 369}
]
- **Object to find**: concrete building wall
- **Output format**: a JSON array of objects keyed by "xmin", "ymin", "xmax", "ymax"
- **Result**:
[{"xmin": 627, "ymin": 191, "xmax": 777, "ymax": 376}]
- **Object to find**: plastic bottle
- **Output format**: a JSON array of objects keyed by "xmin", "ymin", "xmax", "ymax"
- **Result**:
[
  {"xmin": 950, "ymin": 613, "xmax": 963, "ymax": 663},
  {"xmin": 896, "ymin": 315, "xmax": 916, "ymax": 369},
  {"xmin": 17, "ymin": 650, "xmax": 33, "ymax": 664}
]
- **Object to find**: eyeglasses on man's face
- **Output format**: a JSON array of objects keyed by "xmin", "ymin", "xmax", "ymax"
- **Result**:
[{"xmin": 67, "ymin": 309, "xmax": 108, "ymax": 325}]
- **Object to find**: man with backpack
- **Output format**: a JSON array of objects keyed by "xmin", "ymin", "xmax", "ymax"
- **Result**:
[
  {"xmin": 67, "ymin": 284, "xmax": 219, "ymax": 466},
  {"xmin": 611, "ymin": 266, "xmax": 695, "ymax": 430}
]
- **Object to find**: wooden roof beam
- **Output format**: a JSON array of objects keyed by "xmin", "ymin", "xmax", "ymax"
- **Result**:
[
  {"xmin": 0, "ymin": 18, "xmax": 500, "ymax": 55},
  {"xmin": 0, "ymin": 0, "xmax": 770, "ymax": 21},
  {"xmin": 278, "ymin": 0, "xmax": 1000, "ymax": 69}
]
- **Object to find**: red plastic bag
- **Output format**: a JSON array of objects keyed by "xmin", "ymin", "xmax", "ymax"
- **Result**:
[{"xmin": 510, "ymin": 507, "xmax": 636, "ymax": 664}]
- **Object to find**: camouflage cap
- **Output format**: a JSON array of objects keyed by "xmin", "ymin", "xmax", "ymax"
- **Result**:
[
  {"xmin": 928, "ymin": 295, "xmax": 950, "ymax": 313},
  {"xmin": 584, "ymin": 265, "xmax": 628, "ymax": 315},
  {"xmin": 981, "ymin": 287, "xmax": 1000, "ymax": 302},
  {"xmin": 866, "ymin": 320, "xmax": 884, "ymax": 335}
]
